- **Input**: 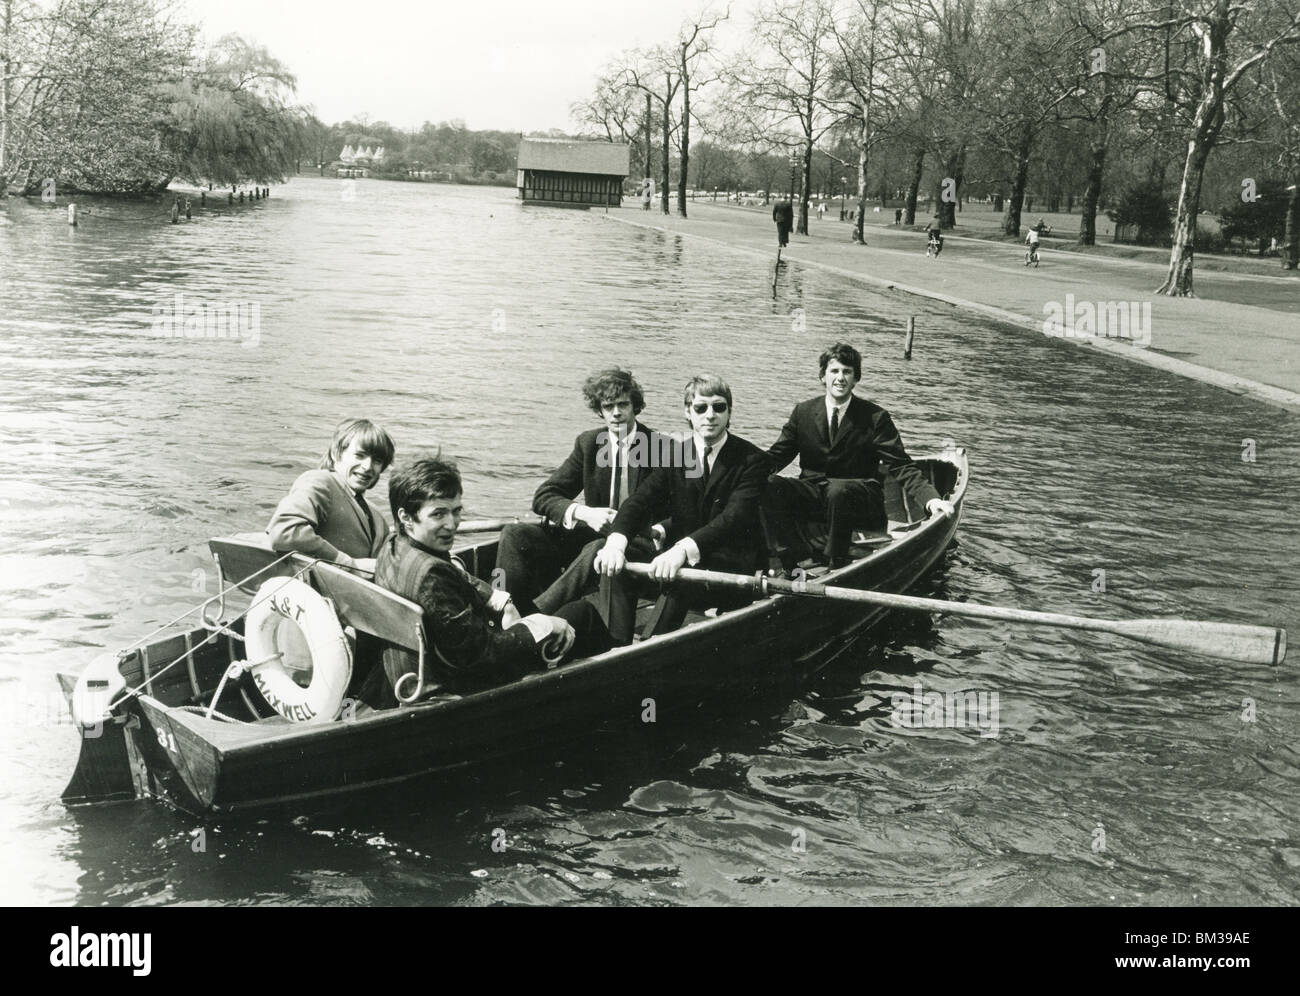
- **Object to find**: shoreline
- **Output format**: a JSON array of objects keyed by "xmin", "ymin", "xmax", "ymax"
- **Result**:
[{"xmin": 601, "ymin": 205, "xmax": 1300, "ymax": 415}]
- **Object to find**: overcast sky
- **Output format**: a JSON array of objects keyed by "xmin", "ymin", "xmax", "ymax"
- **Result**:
[{"xmin": 181, "ymin": 0, "xmax": 759, "ymax": 133}]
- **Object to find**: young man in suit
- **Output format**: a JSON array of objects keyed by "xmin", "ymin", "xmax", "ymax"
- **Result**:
[
  {"xmin": 368, "ymin": 457, "xmax": 610, "ymax": 704},
  {"xmin": 764, "ymin": 342, "xmax": 954, "ymax": 572},
  {"xmin": 496, "ymin": 368, "xmax": 664, "ymax": 616},
  {"xmin": 594, "ymin": 374, "xmax": 769, "ymax": 639}
]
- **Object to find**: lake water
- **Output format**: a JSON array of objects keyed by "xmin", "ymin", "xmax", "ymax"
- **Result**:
[{"xmin": 1, "ymin": 178, "xmax": 1297, "ymax": 906}]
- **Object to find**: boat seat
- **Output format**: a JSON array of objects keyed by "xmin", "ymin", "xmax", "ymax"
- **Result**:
[
  {"xmin": 308, "ymin": 561, "xmax": 423, "ymax": 652},
  {"xmin": 209, "ymin": 533, "xmax": 316, "ymax": 594}
]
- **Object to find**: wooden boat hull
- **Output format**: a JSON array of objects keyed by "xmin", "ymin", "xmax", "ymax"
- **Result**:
[{"xmin": 61, "ymin": 450, "xmax": 967, "ymax": 817}]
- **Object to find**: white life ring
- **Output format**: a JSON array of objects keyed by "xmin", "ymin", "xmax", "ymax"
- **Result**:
[{"xmin": 244, "ymin": 578, "xmax": 351, "ymax": 724}]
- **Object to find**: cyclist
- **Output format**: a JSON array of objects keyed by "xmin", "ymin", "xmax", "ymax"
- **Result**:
[
  {"xmin": 1024, "ymin": 225, "xmax": 1041, "ymax": 264},
  {"xmin": 925, "ymin": 217, "xmax": 944, "ymax": 257}
]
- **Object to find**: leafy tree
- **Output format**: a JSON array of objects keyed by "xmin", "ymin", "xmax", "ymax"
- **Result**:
[
  {"xmin": 1107, "ymin": 178, "xmax": 1172, "ymax": 243},
  {"xmin": 1218, "ymin": 177, "xmax": 1288, "ymax": 248}
]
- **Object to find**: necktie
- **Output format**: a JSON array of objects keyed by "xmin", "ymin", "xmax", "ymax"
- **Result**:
[
  {"xmin": 830, "ymin": 407, "xmax": 840, "ymax": 443},
  {"xmin": 355, "ymin": 492, "xmax": 374, "ymax": 541},
  {"xmin": 611, "ymin": 440, "xmax": 620, "ymax": 508},
  {"xmin": 701, "ymin": 445, "xmax": 712, "ymax": 487}
]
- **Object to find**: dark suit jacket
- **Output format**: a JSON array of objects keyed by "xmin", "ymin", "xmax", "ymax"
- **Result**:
[
  {"xmin": 773, "ymin": 201, "xmax": 794, "ymax": 225},
  {"xmin": 611, "ymin": 432, "xmax": 768, "ymax": 571},
  {"xmin": 532, "ymin": 422, "xmax": 659, "ymax": 524},
  {"xmin": 766, "ymin": 395, "xmax": 941, "ymax": 507}
]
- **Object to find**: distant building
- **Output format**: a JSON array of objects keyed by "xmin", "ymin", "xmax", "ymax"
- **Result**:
[
  {"xmin": 516, "ymin": 138, "xmax": 630, "ymax": 208},
  {"xmin": 340, "ymin": 145, "xmax": 385, "ymax": 165}
]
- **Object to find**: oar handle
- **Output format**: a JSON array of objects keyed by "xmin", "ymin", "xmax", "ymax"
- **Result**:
[
  {"xmin": 622, "ymin": 561, "xmax": 765, "ymax": 594},
  {"xmin": 458, "ymin": 515, "xmax": 544, "ymax": 534}
]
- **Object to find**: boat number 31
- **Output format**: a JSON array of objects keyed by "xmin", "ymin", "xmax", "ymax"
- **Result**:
[{"xmin": 156, "ymin": 727, "xmax": 179, "ymax": 753}]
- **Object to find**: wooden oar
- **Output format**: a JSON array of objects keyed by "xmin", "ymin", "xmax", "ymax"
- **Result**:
[
  {"xmin": 621, "ymin": 563, "xmax": 1286, "ymax": 666},
  {"xmin": 458, "ymin": 515, "xmax": 544, "ymax": 534}
]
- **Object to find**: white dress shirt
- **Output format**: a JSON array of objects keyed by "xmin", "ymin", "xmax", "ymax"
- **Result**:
[{"xmin": 564, "ymin": 419, "xmax": 639, "ymax": 529}]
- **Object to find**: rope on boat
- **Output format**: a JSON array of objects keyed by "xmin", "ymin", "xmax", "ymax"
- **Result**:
[
  {"xmin": 203, "ymin": 654, "xmax": 282, "ymax": 721},
  {"xmin": 174, "ymin": 705, "xmax": 251, "ymax": 724},
  {"xmin": 104, "ymin": 559, "xmax": 316, "ymax": 715}
]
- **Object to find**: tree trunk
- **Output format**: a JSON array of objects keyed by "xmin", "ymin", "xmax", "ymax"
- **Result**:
[
  {"xmin": 0, "ymin": 0, "xmax": 11, "ymax": 194},
  {"xmin": 903, "ymin": 146, "xmax": 924, "ymax": 225},
  {"xmin": 660, "ymin": 79, "xmax": 671, "ymax": 215},
  {"xmin": 678, "ymin": 60, "xmax": 688, "ymax": 218},
  {"xmin": 1283, "ymin": 175, "xmax": 1298, "ymax": 270},
  {"xmin": 937, "ymin": 147, "xmax": 963, "ymax": 229},
  {"xmin": 1001, "ymin": 133, "xmax": 1032, "ymax": 236},
  {"xmin": 1079, "ymin": 139, "xmax": 1107, "ymax": 246},
  {"xmin": 796, "ymin": 130, "xmax": 811, "ymax": 235},
  {"xmin": 853, "ymin": 104, "xmax": 869, "ymax": 243},
  {"xmin": 644, "ymin": 94, "xmax": 652, "ymax": 178},
  {"xmin": 1158, "ymin": 86, "xmax": 1226, "ymax": 295}
]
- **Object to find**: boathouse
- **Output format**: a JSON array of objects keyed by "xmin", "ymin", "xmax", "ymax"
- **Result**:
[{"xmin": 516, "ymin": 138, "xmax": 630, "ymax": 208}]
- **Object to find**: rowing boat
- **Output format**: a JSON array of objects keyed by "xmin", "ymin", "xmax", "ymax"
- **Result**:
[{"xmin": 57, "ymin": 448, "xmax": 968, "ymax": 817}]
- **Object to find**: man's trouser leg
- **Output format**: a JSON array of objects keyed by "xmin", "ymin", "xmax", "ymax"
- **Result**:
[
  {"xmin": 495, "ymin": 522, "xmax": 594, "ymax": 616},
  {"xmin": 762, "ymin": 476, "xmax": 823, "ymax": 570},
  {"xmin": 553, "ymin": 599, "xmax": 612, "ymax": 660},
  {"xmin": 595, "ymin": 537, "xmax": 660, "ymax": 645},
  {"xmin": 824, "ymin": 478, "xmax": 885, "ymax": 562}
]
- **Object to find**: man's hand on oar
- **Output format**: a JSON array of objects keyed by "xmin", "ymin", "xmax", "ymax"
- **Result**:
[{"xmin": 621, "ymin": 563, "xmax": 1286, "ymax": 666}]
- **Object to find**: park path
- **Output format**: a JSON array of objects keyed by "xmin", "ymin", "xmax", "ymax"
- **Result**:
[{"xmin": 603, "ymin": 202, "xmax": 1300, "ymax": 413}]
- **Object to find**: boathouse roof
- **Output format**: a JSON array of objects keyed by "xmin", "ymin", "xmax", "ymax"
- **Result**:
[{"xmin": 517, "ymin": 138, "xmax": 630, "ymax": 177}]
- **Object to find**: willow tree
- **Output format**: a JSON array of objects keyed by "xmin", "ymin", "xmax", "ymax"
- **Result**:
[{"xmin": 162, "ymin": 34, "xmax": 306, "ymax": 188}]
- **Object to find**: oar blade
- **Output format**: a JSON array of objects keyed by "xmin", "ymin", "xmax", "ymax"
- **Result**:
[{"xmin": 1115, "ymin": 619, "xmax": 1286, "ymax": 666}]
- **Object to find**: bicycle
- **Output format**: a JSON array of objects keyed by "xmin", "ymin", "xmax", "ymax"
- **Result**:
[
  {"xmin": 1024, "ymin": 243, "xmax": 1040, "ymax": 267},
  {"xmin": 926, "ymin": 234, "xmax": 943, "ymax": 259}
]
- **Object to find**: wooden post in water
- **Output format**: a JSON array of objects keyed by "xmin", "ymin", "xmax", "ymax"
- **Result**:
[
  {"xmin": 904, "ymin": 317, "xmax": 915, "ymax": 359},
  {"xmin": 170, "ymin": 200, "xmax": 179, "ymax": 224},
  {"xmin": 238, "ymin": 191, "xmax": 244, "ymax": 203},
  {"xmin": 199, "ymin": 191, "xmax": 205, "ymax": 206},
  {"xmin": 185, "ymin": 198, "xmax": 192, "ymax": 220},
  {"xmin": 67, "ymin": 203, "xmax": 77, "ymax": 226}
]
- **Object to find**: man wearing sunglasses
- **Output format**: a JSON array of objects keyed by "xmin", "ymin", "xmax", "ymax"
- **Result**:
[
  {"xmin": 764, "ymin": 342, "xmax": 954, "ymax": 572},
  {"xmin": 593, "ymin": 374, "xmax": 768, "ymax": 639}
]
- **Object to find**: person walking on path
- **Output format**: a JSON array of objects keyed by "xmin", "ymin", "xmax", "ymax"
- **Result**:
[
  {"xmin": 895, "ymin": 208, "xmax": 902, "ymax": 225},
  {"xmin": 640, "ymin": 178, "xmax": 654, "ymax": 211},
  {"xmin": 773, "ymin": 199, "xmax": 794, "ymax": 248}
]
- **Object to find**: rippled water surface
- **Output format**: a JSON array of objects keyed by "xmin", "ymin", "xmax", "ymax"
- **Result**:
[{"xmin": 1, "ymin": 179, "xmax": 1298, "ymax": 906}]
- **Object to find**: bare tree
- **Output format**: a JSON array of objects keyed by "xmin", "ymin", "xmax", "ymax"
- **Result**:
[
  {"xmin": 625, "ymin": 53, "xmax": 683, "ymax": 214},
  {"xmin": 827, "ymin": 0, "xmax": 901, "ymax": 243},
  {"xmin": 1099, "ymin": 0, "xmax": 1300, "ymax": 295},
  {"xmin": 891, "ymin": 0, "xmax": 985, "ymax": 229},
  {"xmin": 733, "ymin": 0, "xmax": 840, "ymax": 235},
  {"xmin": 673, "ymin": 5, "xmax": 729, "ymax": 217}
]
